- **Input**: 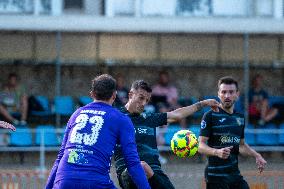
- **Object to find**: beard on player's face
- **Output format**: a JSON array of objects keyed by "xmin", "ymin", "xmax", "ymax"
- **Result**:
[
  {"xmin": 130, "ymin": 98, "xmax": 145, "ymax": 113},
  {"xmin": 221, "ymin": 99, "xmax": 235, "ymax": 109},
  {"xmin": 136, "ymin": 105, "xmax": 144, "ymax": 113}
]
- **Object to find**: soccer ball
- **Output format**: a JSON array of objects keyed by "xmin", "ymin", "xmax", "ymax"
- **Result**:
[{"xmin": 171, "ymin": 130, "xmax": 199, "ymax": 158}]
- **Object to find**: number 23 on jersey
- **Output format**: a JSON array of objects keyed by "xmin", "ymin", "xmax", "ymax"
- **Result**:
[{"xmin": 69, "ymin": 113, "xmax": 104, "ymax": 146}]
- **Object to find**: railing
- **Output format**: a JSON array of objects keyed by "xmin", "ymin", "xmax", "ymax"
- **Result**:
[
  {"xmin": 0, "ymin": 126, "xmax": 284, "ymax": 171},
  {"xmin": 157, "ymin": 127, "xmax": 284, "ymax": 151}
]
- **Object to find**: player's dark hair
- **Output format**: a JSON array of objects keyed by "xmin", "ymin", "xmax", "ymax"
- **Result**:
[
  {"xmin": 92, "ymin": 74, "xmax": 116, "ymax": 101},
  {"xmin": 131, "ymin": 80, "xmax": 152, "ymax": 93},
  {"xmin": 218, "ymin": 76, "xmax": 239, "ymax": 91}
]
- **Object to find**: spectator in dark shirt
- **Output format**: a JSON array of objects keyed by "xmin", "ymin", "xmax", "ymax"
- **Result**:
[{"xmin": 248, "ymin": 74, "xmax": 279, "ymax": 125}]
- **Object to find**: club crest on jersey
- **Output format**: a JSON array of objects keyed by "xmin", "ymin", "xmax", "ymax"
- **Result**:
[
  {"xmin": 236, "ymin": 117, "xmax": 244, "ymax": 126},
  {"xmin": 201, "ymin": 120, "xmax": 206, "ymax": 129},
  {"xmin": 141, "ymin": 113, "xmax": 147, "ymax": 119}
]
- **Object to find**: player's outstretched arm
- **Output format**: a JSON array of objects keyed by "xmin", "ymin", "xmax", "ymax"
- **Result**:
[
  {"xmin": 198, "ymin": 136, "xmax": 233, "ymax": 159},
  {"xmin": 167, "ymin": 99, "xmax": 219, "ymax": 123},
  {"xmin": 0, "ymin": 121, "xmax": 16, "ymax": 131},
  {"xmin": 239, "ymin": 139, "xmax": 267, "ymax": 173}
]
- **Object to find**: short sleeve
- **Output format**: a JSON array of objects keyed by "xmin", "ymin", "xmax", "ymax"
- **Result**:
[
  {"xmin": 199, "ymin": 111, "xmax": 212, "ymax": 137},
  {"xmin": 149, "ymin": 113, "xmax": 167, "ymax": 127}
]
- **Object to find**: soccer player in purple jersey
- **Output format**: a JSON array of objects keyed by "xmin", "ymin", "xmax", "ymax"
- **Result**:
[{"xmin": 45, "ymin": 74, "xmax": 150, "ymax": 189}]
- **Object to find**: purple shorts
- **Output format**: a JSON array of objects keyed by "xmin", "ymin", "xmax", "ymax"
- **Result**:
[{"xmin": 53, "ymin": 179, "xmax": 117, "ymax": 189}]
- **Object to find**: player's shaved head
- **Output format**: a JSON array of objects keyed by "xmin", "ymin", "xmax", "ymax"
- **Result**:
[{"xmin": 91, "ymin": 74, "xmax": 116, "ymax": 101}]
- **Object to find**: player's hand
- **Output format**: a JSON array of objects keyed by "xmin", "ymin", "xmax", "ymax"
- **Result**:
[
  {"xmin": 0, "ymin": 121, "xmax": 16, "ymax": 131},
  {"xmin": 141, "ymin": 161, "xmax": 154, "ymax": 179},
  {"xmin": 202, "ymin": 99, "xmax": 219, "ymax": 112},
  {"xmin": 256, "ymin": 154, "xmax": 266, "ymax": 173},
  {"xmin": 216, "ymin": 146, "xmax": 233, "ymax": 159}
]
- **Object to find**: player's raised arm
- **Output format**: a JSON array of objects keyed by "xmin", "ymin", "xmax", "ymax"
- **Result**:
[
  {"xmin": 0, "ymin": 121, "xmax": 16, "ymax": 131},
  {"xmin": 167, "ymin": 99, "xmax": 219, "ymax": 123},
  {"xmin": 119, "ymin": 116, "xmax": 150, "ymax": 189}
]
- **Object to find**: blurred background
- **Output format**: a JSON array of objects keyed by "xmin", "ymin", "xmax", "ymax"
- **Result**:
[{"xmin": 0, "ymin": 0, "xmax": 283, "ymax": 188}]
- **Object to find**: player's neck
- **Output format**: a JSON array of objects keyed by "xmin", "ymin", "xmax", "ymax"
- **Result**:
[
  {"xmin": 93, "ymin": 99, "xmax": 112, "ymax": 106},
  {"xmin": 220, "ymin": 105, "xmax": 234, "ymax": 114},
  {"xmin": 125, "ymin": 103, "xmax": 136, "ymax": 114},
  {"xmin": 125, "ymin": 103, "xmax": 132, "ymax": 113}
]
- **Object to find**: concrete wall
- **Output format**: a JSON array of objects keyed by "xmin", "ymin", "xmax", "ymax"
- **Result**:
[
  {"xmin": 0, "ymin": 32, "xmax": 283, "ymax": 63},
  {"xmin": 0, "ymin": 32, "xmax": 283, "ymax": 99}
]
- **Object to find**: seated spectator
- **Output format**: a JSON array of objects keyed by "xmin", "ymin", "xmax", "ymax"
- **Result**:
[
  {"xmin": 270, "ymin": 103, "xmax": 284, "ymax": 123},
  {"xmin": 152, "ymin": 71, "xmax": 180, "ymax": 112},
  {"xmin": 248, "ymin": 74, "xmax": 279, "ymax": 125},
  {"xmin": 0, "ymin": 73, "xmax": 28, "ymax": 126},
  {"xmin": 152, "ymin": 71, "xmax": 186, "ymax": 149},
  {"xmin": 113, "ymin": 74, "xmax": 129, "ymax": 108}
]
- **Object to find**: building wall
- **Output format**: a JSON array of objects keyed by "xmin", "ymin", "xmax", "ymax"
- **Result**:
[
  {"xmin": 0, "ymin": 32, "xmax": 283, "ymax": 99},
  {"xmin": 0, "ymin": 32, "xmax": 283, "ymax": 63}
]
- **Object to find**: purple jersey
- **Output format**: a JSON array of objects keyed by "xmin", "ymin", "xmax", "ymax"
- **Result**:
[{"xmin": 46, "ymin": 102, "xmax": 150, "ymax": 189}]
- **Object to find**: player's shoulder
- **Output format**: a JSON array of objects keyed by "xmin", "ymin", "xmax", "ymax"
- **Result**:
[
  {"xmin": 112, "ymin": 106, "xmax": 126, "ymax": 116},
  {"xmin": 71, "ymin": 106, "xmax": 84, "ymax": 116},
  {"xmin": 145, "ymin": 112, "xmax": 166, "ymax": 120},
  {"xmin": 111, "ymin": 107, "xmax": 131, "ymax": 122},
  {"xmin": 233, "ymin": 111, "xmax": 244, "ymax": 118},
  {"xmin": 203, "ymin": 109, "xmax": 214, "ymax": 117}
]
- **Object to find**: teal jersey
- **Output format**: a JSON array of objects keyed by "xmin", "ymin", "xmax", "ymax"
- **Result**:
[
  {"xmin": 114, "ymin": 107, "xmax": 167, "ymax": 175},
  {"xmin": 200, "ymin": 108, "xmax": 245, "ymax": 183}
]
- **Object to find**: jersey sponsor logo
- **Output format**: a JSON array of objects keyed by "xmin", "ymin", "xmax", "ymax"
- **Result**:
[
  {"xmin": 134, "ymin": 126, "xmax": 154, "ymax": 135},
  {"xmin": 201, "ymin": 120, "xmax": 206, "ymax": 129},
  {"xmin": 67, "ymin": 150, "xmax": 89, "ymax": 164},
  {"xmin": 220, "ymin": 135, "xmax": 240, "ymax": 144},
  {"xmin": 137, "ymin": 127, "xmax": 147, "ymax": 134},
  {"xmin": 219, "ymin": 118, "xmax": 226, "ymax": 123}
]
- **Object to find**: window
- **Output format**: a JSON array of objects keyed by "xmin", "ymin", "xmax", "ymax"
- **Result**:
[{"xmin": 64, "ymin": 0, "xmax": 84, "ymax": 13}]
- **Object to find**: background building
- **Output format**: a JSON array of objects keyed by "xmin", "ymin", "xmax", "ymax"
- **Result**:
[{"xmin": 0, "ymin": 0, "xmax": 283, "ymax": 188}]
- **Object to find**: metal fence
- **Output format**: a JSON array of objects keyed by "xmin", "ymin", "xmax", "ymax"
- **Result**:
[{"xmin": 0, "ymin": 127, "xmax": 284, "ymax": 170}]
